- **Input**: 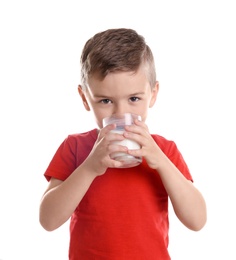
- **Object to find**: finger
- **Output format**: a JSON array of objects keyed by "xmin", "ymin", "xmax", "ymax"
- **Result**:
[
  {"xmin": 124, "ymin": 122, "xmax": 149, "ymax": 134},
  {"xmin": 108, "ymin": 143, "xmax": 128, "ymax": 154}
]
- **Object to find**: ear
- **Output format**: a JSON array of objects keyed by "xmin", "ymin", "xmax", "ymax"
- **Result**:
[
  {"xmin": 149, "ymin": 81, "xmax": 159, "ymax": 108},
  {"xmin": 78, "ymin": 85, "xmax": 90, "ymax": 111}
]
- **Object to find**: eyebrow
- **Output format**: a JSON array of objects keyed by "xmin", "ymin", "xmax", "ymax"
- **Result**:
[
  {"xmin": 129, "ymin": 92, "xmax": 145, "ymax": 96},
  {"xmin": 93, "ymin": 94, "xmax": 111, "ymax": 99},
  {"xmin": 93, "ymin": 92, "xmax": 145, "ymax": 98}
]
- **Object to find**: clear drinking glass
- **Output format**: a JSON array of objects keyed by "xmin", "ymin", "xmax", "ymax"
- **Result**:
[{"xmin": 103, "ymin": 113, "xmax": 142, "ymax": 168}]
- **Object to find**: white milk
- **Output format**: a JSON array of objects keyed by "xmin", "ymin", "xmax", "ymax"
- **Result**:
[
  {"xmin": 110, "ymin": 130, "xmax": 141, "ymax": 167},
  {"xmin": 103, "ymin": 113, "xmax": 142, "ymax": 168}
]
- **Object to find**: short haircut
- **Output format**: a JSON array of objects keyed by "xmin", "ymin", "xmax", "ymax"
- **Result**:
[{"xmin": 80, "ymin": 28, "xmax": 156, "ymax": 89}]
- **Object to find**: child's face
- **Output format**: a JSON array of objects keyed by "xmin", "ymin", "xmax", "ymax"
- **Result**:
[{"xmin": 78, "ymin": 66, "xmax": 159, "ymax": 129}]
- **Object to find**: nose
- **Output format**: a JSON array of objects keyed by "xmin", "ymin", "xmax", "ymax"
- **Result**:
[{"xmin": 113, "ymin": 103, "xmax": 128, "ymax": 116}]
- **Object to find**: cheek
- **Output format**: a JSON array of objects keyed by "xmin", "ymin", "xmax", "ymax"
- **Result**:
[
  {"xmin": 90, "ymin": 109, "xmax": 107, "ymax": 128},
  {"xmin": 97, "ymin": 116, "xmax": 108, "ymax": 129},
  {"xmin": 135, "ymin": 105, "xmax": 149, "ymax": 121}
]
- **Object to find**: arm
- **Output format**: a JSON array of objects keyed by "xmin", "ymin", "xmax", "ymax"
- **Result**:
[
  {"xmin": 124, "ymin": 120, "xmax": 207, "ymax": 231},
  {"xmin": 39, "ymin": 164, "xmax": 97, "ymax": 231},
  {"xmin": 154, "ymin": 154, "xmax": 207, "ymax": 231},
  {"xmin": 39, "ymin": 124, "xmax": 129, "ymax": 231}
]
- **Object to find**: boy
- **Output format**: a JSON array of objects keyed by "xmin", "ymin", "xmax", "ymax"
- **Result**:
[{"xmin": 39, "ymin": 28, "xmax": 207, "ymax": 259}]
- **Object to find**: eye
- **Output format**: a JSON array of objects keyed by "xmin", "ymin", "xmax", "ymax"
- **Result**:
[
  {"xmin": 129, "ymin": 96, "xmax": 140, "ymax": 102},
  {"xmin": 100, "ymin": 99, "xmax": 112, "ymax": 104}
]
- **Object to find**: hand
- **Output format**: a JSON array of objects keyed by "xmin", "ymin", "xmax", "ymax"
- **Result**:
[
  {"xmin": 123, "ymin": 119, "xmax": 163, "ymax": 170},
  {"xmin": 83, "ymin": 124, "xmax": 130, "ymax": 175}
]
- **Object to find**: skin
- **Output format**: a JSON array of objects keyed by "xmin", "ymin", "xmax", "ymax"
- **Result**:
[{"xmin": 39, "ymin": 66, "xmax": 207, "ymax": 232}]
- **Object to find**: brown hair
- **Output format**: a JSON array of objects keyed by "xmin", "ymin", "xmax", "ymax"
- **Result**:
[{"xmin": 80, "ymin": 28, "xmax": 156, "ymax": 89}]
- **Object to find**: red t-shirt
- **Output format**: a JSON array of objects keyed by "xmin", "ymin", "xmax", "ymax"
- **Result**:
[{"xmin": 44, "ymin": 129, "xmax": 192, "ymax": 260}]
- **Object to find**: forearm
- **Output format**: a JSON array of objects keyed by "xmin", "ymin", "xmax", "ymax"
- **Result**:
[
  {"xmin": 157, "ymin": 155, "xmax": 207, "ymax": 231},
  {"xmin": 39, "ymin": 163, "xmax": 97, "ymax": 231}
]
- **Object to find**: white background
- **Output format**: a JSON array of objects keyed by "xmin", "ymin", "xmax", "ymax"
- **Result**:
[{"xmin": 0, "ymin": 0, "xmax": 235, "ymax": 259}]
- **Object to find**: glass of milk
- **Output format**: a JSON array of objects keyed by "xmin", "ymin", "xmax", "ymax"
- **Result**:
[{"xmin": 103, "ymin": 113, "xmax": 142, "ymax": 168}]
